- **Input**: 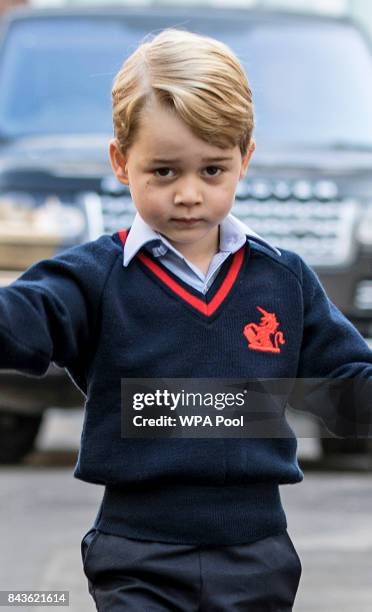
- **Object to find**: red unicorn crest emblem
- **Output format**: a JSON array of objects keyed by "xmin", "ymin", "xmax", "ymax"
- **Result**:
[{"xmin": 243, "ymin": 306, "xmax": 285, "ymax": 354}]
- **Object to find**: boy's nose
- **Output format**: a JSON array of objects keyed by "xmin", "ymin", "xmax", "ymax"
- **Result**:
[{"xmin": 174, "ymin": 178, "xmax": 203, "ymax": 206}]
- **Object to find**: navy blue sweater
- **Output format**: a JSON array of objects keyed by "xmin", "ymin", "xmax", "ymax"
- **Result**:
[{"xmin": 1, "ymin": 228, "xmax": 371, "ymax": 545}]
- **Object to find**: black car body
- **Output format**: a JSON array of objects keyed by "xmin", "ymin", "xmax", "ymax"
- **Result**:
[{"xmin": 0, "ymin": 5, "xmax": 371, "ymax": 461}]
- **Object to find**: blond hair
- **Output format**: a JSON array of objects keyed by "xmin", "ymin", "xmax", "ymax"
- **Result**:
[{"xmin": 112, "ymin": 28, "xmax": 254, "ymax": 157}]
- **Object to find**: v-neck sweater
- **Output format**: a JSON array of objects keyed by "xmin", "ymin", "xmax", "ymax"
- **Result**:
[
  {"xmin": 1, "ymin": 228, "xmax": 371, "ymax": 545},
  {"xmin": 122, "ymin": 211, "xmax": 280, "ymax": 294}
]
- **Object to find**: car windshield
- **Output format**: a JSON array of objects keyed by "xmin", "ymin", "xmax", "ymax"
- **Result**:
[{"xmin": 1, "ymin": 15, "xmax": 372, "ymax": 148}]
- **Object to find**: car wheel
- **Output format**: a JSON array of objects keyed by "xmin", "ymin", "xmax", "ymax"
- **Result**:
[{"xmin": 0, "ymin": 411, "xmax": 43, "ymax": 464}]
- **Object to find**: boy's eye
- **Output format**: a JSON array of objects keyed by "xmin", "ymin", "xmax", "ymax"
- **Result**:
[
  {"xmin": 204, "ymin": 166, "xmax": 223, "ymax": 177},
  {"xmin": 154, "ymin": 168, "xmax": 174, "ymax": 177},
  {"xmin": 153, "ymin": 166, "xmax": 223, "ymax": 178}
]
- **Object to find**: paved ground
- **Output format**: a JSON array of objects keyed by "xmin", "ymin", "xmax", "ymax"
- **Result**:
[{"xmin": 0, "ymin": 408, "xmax": 371, "ymax": 612}]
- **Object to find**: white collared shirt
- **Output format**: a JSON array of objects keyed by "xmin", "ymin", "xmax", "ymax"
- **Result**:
[{"xmin": 123, "ymin": 212, "xmax": 280, "ymax": 295}]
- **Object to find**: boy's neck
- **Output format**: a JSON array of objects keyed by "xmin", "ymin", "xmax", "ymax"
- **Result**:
[{"xmin": 166, "ymin": 225, "xmax": 220, "ymax": 268}]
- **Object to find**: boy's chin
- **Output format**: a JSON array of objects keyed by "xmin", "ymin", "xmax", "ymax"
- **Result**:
[
  {"xmin": 160, "ymin": 222, "xmax": 205, "ymax": 234},
  {"xmin": 168, "ymin": 223, "xmax": 209, "ymax": 234}
]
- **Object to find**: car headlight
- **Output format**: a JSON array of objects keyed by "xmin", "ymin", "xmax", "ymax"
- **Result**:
[
  {"xmin": 0, "ymin": 193, "xmax": 85, "ymax": 242},
  {"xmin": 356, "ymin": 204, "xmax": 372, "ymax": 249},
  {"xmin": 0, "ymin": 193, "xmax": 86, "ymax": 269}
]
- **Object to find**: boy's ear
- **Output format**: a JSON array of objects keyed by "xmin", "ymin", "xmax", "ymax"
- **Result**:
[
  {"xmin": 239, "ymin": 140, "xmax": 256, "ymax": 180},
  {"xmin": 109, "ymin": 138, "xmax": 129, "ymax": 185}
]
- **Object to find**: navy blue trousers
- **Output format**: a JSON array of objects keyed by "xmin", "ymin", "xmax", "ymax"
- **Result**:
[{"xmin": 81, "ymin": 528, "xmax": 302, "ymax": 611}]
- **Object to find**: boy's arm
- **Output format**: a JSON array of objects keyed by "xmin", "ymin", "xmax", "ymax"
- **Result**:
[
  {"xmin": 289, "ymin": 257, "xmax": 372, "ymax": 437},
  {"xmin": 0, "ymin": 235, "xmax": 118, "ymax": 377}
]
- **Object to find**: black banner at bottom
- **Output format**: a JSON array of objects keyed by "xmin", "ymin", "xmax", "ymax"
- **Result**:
[{"xmin": 120, "ymin": 378, "xmax": 372, "ymax": 439}]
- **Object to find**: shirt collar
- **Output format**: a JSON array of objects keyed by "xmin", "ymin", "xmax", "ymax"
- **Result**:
[{"xmin": 122, "ymin": 211, "xmax": 280, "ymax": 267}]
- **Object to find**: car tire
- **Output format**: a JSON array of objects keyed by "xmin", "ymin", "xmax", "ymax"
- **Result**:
[{"xmin": 0, "ymin": 410, "xmax": 43, "ymax": 464}]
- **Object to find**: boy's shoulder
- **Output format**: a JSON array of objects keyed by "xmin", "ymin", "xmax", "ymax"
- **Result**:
[
  {"xmin": 247, "ymin": 239, "xmax": 307, "ymax": 286},
  {"xmin": 56, "ymin": 231, "xmax": 123, "ymax": 263},
  {"xmin": 27, "ymin": 232, "xmax": 125, "ymax": 287}
]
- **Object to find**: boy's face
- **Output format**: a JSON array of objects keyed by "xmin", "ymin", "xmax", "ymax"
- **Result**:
[{"xmin": 109, "ymin": 98, "xmax": 255, "ymax": 259}]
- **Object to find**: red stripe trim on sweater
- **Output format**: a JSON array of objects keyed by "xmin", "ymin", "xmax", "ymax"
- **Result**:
[
  {"xmin": 118, "ymin": 227, "xmax": 245, "ymax": 317},
  {"xmin": 206, "ymin": 246, "xmax": 244, "ymax": 315},
  {"xmin": 118, "ymin": 228, "xmax": 129, "ymax": 245},
  {"xmin": 138, "ymin": 251, "xmax": 210, "ymax": 314}
]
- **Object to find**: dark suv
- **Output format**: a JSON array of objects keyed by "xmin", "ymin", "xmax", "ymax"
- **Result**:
[{"xmin": 0, "ymin": 5, "xmax": 371, "ymax": 462}]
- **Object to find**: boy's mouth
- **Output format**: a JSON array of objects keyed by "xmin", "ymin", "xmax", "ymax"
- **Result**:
[{"xmin": 171, "ymin": 218, "xmax": 202, "ymax": 226}]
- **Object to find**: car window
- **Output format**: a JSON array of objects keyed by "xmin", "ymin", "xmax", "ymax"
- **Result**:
[
  {"xmin": 0, "ymin": 19, "xmax": 139, "ymax": 136},
  {"xmin": 239, "ymin": 23, "xmax": 372, "ymax": 148},
  {"xmin": 0, "ymin": 16, "xmax": 372, "ymax": 148}
]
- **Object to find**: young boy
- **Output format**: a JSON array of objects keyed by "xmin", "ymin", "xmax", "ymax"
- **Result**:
[{"xmin": 1, "ymin": 28, "xmax": 372, "ymax": 611}]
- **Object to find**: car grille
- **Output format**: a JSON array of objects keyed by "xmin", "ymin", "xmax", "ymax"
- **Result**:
[
  {"xmin": 232, "ymin": 198, "xmax": 358, "ymax": 267},
  {"xmin": 82, "ymin": 190, "xmax": 359, "ymax": 268}
]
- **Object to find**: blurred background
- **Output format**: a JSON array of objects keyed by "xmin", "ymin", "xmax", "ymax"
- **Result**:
[{"xmin": 0, "ymin": 1, "xmax": 372, "ymax": 610}]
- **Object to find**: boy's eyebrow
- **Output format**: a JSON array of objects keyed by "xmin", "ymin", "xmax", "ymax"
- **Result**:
[{"xmin": 148, "ymin": 156, "xmax": 234, "ymax": 163}]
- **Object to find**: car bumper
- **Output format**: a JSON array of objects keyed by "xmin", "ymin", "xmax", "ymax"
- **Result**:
[{"xmin": 0, "ymin": 363, "xmax": 84, "ymax": 414}]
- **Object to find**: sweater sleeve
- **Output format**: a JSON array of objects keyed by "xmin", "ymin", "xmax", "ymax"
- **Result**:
[
  {"xmin": 289, "ymin": 256, "xmax": 372, "ymax": 437},
  {"xmin": 0, "ymin": 235, "xmax": 119, "ymax": 377}
]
